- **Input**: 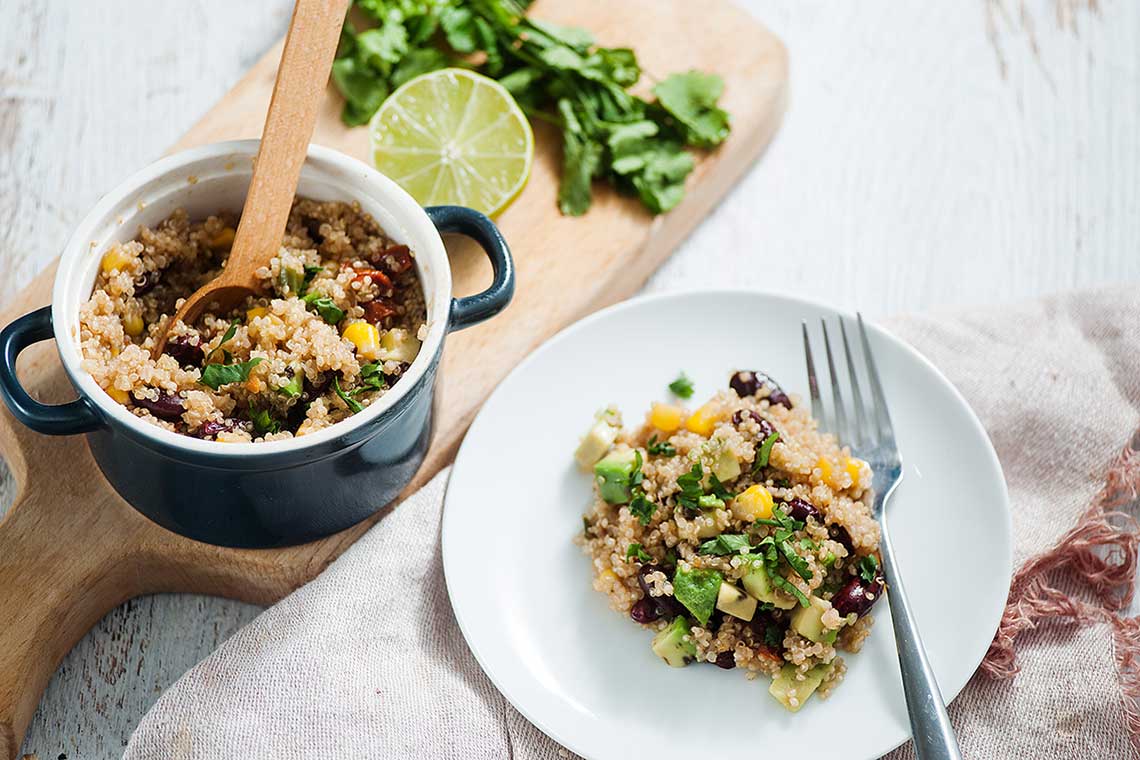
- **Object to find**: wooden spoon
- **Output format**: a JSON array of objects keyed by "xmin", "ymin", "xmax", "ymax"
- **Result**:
[{"xmin": 152, "ymin": 0, "xmax": 351, "ymax": 358}]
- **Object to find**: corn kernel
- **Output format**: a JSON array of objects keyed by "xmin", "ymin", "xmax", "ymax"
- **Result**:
[
  {"xmin": 649, "ymin": 403, "xmax": 683, "ymax": 433},
  {"xmin": 246, "ymin": 307, "xmax": 269, "ymax": 321},
  {"xmin": 123, "ymin": 312, "xmax": 144, "ymax": 337},
  {"xmin": 100, "ymin": 247, "xmax": 133, "ymax": 274},
  {"xmin": 599, "ymin": 568, "xmax": 619, "ymax": 586},
  {"xmin": 208, "ymin": 227, "xmax": 236, "ymax": 250},
  {"xmin": 106, "ymin": 386, "xmax": 130, "ymax": 404},
  {"xmin": 342, "ymin": 321, "xmax": 381, "ymax": 360},
  {"xmin": 816, "ymin": 456, "xmax": 838, "ymax": 488},
  {"xmin": 684, "ymin": 400, "xmax": 721, "ymax": 437},
  {"xmin": 732, "ymin": 484, "xmax": 774, "ymax": 521},
  {"xmin": 246, "ymin": 377, "xmax": 263, "ymax": 393},
  {"xmin": 844, "ymin": 457, "xmax": 863, "ymax": 489}
]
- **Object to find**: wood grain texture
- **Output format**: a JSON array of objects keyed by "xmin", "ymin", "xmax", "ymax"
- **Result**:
[
  {"xmin": 0, "ymin": 1, "xmax": 787, "ymax": 757},
  {"xmin": 2, "ymin": 0, "xmax": 1138, "ymax": 758}
]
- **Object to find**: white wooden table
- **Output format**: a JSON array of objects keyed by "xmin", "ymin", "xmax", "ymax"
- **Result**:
[{"xmin": 3, "ymin": 1, "xmax": 1137, "ymax": 756}]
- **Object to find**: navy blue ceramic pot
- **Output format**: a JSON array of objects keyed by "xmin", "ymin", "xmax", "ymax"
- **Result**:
[{"xmin": 0, "ymin": 142, "xmax": 514, "ymax": 548}]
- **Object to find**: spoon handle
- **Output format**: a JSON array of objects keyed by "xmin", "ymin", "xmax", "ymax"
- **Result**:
[{"xmin": 227, "ymin": 0, "xmax": 351, "ymax": 287}]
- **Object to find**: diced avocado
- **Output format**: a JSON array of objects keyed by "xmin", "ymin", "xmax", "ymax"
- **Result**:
[
  {"xmin": 277, "ymin": 367, "xmax": 304, "ymax": 397},
  {"xmin": 672, "ymin": 565, "xmax": 724, "ymax": 626},
  {"xmin": 695, "ymin": 509, "xmax": 728, "ymax": 538},
  {"xmin": 379, "ymin": 328, "xmax": 421, "ymax": 363},
  {"xmin": 791, "ymin": 595, "xmax": 833, "ymax": 643},
  {"xmin": 769, "ymin": 662, "xmax": 835, "ymax": 712},
  {"xmin": 712, "ymin": 448, "xmax": 741, "ymax": 483},
  {"xmin": 575, "ymin": 419, "xmax": 619, "ymax": 469},
  {"xmin": 651, "ymin": 616, "xmax": 697, "ymax": 667},
  {"xmin": 593, "ymin": 449, "xmax": 638, "ymax": 504},
  {"xmin": 715, "ymin": 582, "xmax": 757, "ymax": 622},
  {"xmin": 741, "ymin": 563, "xmax": 796, "ymax": 610}
]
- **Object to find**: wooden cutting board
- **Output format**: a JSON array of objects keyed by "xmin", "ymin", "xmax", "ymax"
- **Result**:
[{"xmin": 0, "ymin": 1, "xmax": 786, "ymax": 756}]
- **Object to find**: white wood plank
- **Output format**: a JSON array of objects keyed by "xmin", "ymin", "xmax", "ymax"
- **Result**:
[{"xmin": 1, "ymin": 0, "xmax": 1136, "ymax": 756}]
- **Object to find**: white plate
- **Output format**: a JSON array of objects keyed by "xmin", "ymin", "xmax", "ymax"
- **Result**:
[{"xmin": 443, "ymin": 290, "xmax": 1011, "ymax": 760}]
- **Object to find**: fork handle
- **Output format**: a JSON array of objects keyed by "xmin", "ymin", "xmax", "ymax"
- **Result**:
[{"xmin": 880, "ymin": 523, "xmax": 963, "ymax": 760}]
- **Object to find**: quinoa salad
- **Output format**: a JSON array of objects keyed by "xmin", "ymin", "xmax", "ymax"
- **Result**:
[
  {"xmin": 78, "ymin": 198, "xmax": 427, "ymax": 442},
  {"xmin": 575, "ymin": 370, "xmax": 885, "ymax": 712}
]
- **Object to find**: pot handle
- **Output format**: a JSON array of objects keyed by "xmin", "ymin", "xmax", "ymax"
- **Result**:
[
  {"xmin": 0, "ymin": 306, "xmax": 101, "ymax": 435},
  {"xmin": 427, "ymin": 206, "xmax": 516, "ymax": 332}
]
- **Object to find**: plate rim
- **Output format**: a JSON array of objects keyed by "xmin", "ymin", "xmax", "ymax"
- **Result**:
[{"xmin": 442, "ymin": 287, "xmax": 1012, "ymax": 760}]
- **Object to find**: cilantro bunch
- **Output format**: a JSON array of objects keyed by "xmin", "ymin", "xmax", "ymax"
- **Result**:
[{"xmin": 333, "ymin": 0, "xmax": 731, "ymax": 215}]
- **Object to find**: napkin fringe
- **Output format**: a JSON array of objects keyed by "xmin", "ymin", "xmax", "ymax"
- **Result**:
[{"xmin": 980, "ymin": 439, "xmax": 1140, "ymax": 751}]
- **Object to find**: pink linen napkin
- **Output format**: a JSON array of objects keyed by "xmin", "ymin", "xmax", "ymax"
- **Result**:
[{"xmin": 123, "ymin": 286, "xmax": 1140, "ymax": 759}]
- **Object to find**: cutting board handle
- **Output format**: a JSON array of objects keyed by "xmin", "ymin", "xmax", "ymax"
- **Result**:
[{"xmin": 0, "ymin": 489, "xmax": 139, "ymax": 760}]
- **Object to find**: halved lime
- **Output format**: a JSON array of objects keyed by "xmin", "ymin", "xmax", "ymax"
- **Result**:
[{"xmin": 369, "ymin": 68, "xmax": 534, "ymax": 217}]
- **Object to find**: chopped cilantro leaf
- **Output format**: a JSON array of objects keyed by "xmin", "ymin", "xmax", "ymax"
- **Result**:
[
  {"xmin": 248, "ymin": 403, "xmax": 280, "ymax": 435},
  {"xmin": 752, "ymin": 431, "xmax": 780, "ymax": 474},
  {"xmin": 698, "ymin": 533, "xmax": 751, "ymax": 556},
  {"xmin": 771, "ymin": 573, "xmax": 811, "ymax": 608},
  {"xmin": 300, "ymin": 264, "xmax": 324, "ymax": 296},
  {"xmin": 779, "ymin": 540, "xmax": 813, "ymax": 581},
  {"xmin": 707, "ymin": 473, "xmax": 736, "ymax": 501},
  {"xmin": 764, "ymin": 623, "xmax": 783, "ymax": 649},
  {"xmin": 333, "ymin": 375, "xmax": 363, "ymax": 413},
  {"xmin": 301, "ymin": 292, "xmax": 345, "ymax": 325},
  {"xmin": 859, "ymin": 554, "xmax": 880, "ymax": 584},
  {"xmin": 357, "ymin": 362, "xmax": 388, "ymax": 393},
  {"xmin": 668, "ymin": 372, "xmax": 694, "ymax": 399},
  {"xmin": 675, "ymin": 462, "xmax": 705, "ymax": 510},
  {"xmin": 647, "ymin": 434, "xmax": 676, "ymax": 457},
  {"xmin": 205, "ymin": 321, "xmax": 239, "ymax": 364},
  {"xmin": 200, "ymin": 357, "xmax": 263, "ymax": 390},
  {"xmin": 629, "ymin": 489, "xmax": 657, "ymax": 526},
  {"xmin": 629, "ymin": 450, "xmax": 645, "ymax": 489},
  {"xmin": 625, "ymin": 543, "xmax": 652, "ymax": 563}
]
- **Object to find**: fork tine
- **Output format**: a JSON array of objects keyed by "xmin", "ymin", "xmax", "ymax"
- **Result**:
[
  {"xmin": 802, "ymin": 321, "xmax": 825, "ymax": 426},
  {"xmin": 820, "ymin": 319, "xmax": 848, "ymax": 442},
  {"xmin": 857, "ymin": 313, "xmax": 894, "ymax": 440},
  {"xmin": 839, "ymin": 318, "xmax": 869, "ymax": 447}
]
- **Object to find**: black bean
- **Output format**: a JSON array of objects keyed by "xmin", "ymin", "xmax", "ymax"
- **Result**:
[
  {"xmin": 196, "ymin": 418, "xmax": 237, "ymax": 439},
  {"xmin": 636, "ymin": 565, "xmax": 683, "ymax": 619},
  {"xmin": 732, "ymin": 409, "xmax": 776, "ymax": 440},
  {"xmin": 131, "ymin": 390, "xmax": 184, "ymax": 421},
  {"xmin": 729, "ymin": 370, "xmax": 793, "ymax": 408},
  {"xmin": 630, "ymin": 598, "xmax": 661, "ymax": 624},
  {"xmin": 829, "ymin": 524, "xmax": 855, "ymax": 554},
  {"xmin": 831, "ymin": 575, "xmax": 885, "ymax": 618},
  {"xmin": 304, "ymin": 373, "xmax": 331, "ymax": 399},
  {"xmin": 133, "ymin": 269, "xmax": 161, "ymax": 296},
  {"xmin": 303, "ymin": 217, "xmax": 325, "ymax": 245},
  {"xmin": 636, "ymin": 565, "xmax": 659, "ymax": 597},
  {"xmin": 164, "ymin": 335, "xmax": 205, "ymax": 369},
  {"xmin": 384, "ymin": 362, "xmax": 411, "ymax": 386},
  {"xmin": 767, "ymin": 388, "xmax": 793, "ymax": 409},
  {"xmin": 783, "ymin": 497, "xmax": 823, "ymax": 524},
  {"xmin": 729, "ymin": 371, "xmax": 762, "ymax": 398},
  {"xmin": 714, "ymin": 651, "xmax": 737, "ymax": 669}
]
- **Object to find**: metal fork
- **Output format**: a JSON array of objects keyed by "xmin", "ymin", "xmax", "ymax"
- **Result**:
[{"xmin": 803, "ymin": 314, "xmax": 962, "ymax": 760}]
